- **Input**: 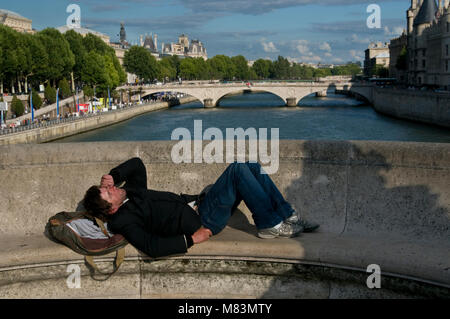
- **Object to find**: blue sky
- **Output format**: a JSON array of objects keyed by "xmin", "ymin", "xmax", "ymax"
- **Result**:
[{"xmin": 2, "ymin": 0, "xmax": 410, "ymax": 64}]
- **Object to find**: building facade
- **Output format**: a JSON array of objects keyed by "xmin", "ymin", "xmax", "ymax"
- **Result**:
[
  {"xmin": 364, "ymin": 42, "xmax": 391, "ymax": 77},
  {"xmin": 162, "ymin": 34, "xmax": 208, "ymax": 60},
  {"xmin": 404, "ymin": 0, "xmax": 450, "ymax": 88},
  {"xmin": 0, "ymin": 9, "xmax": 33, "ymax": 33},
  {"xmin": 389, "ymin": 32, "xmax": 408, "ymax": 83}
]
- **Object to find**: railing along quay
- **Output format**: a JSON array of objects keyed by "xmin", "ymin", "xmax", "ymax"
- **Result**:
[{"xmin": 0, "ymin": 100, "xmax": 167, "ymax": 136}]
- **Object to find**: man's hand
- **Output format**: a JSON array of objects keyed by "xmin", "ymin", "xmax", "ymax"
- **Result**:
[
  {"xmin": 100, "ymin": 175, "xmax": 114, "ymax": 188},
  {"xmin": 192, "ymin": 227, "xmax": 213, "ymax": 244}
]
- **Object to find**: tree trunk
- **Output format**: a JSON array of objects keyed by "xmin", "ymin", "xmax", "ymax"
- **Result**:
[
  {"xmin": 24, "ymin": 76, "xmax": 28, "ymax": 93},
  {"xmin": 11, "ymin": 79, "xmax": 15, "ymax": 95},
  {"xmin": 71, "ymin": 72, "xmax": 75, "ymax": 92},
  {"xmin": 17, "ymin": 76, "xmax": 22, "ymax": 94},
  {"xmin": 1, "ymin": 80, "xmax": 3, "ymax": 95}
]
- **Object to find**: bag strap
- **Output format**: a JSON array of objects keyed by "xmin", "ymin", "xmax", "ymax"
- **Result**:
[
  {"xmin": 84, "ymin": 247, "xmax": 126, "ymax": 281},
  {"xmin": 94, "ymin": 217, "xmax": 111, "ymax": 238}
]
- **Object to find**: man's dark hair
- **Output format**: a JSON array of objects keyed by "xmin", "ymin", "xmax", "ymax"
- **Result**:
[{"xmin": 83, "ymin": 186, "xmax": 112, "ymax": 221}]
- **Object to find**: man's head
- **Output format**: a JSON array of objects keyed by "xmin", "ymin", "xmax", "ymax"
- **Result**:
[{"xmin": 83, "ymin": 185, "xmax": 127, "ymax": 219}]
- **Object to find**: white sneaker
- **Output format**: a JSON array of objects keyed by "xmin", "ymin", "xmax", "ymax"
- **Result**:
[
  {"xmin": 285, "ymin": 212, "xmax": 320, "ymax": 233},
  {"xmin": 257, "ymin": 221, "xmax": 303, "ymax": 239}
]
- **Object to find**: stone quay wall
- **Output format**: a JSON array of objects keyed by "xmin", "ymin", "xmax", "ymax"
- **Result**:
[{"xmin": 372, "ymin": 88, "xmax": 450, "ymax": 128}]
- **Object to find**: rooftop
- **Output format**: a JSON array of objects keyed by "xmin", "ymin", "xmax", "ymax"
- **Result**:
[{"xmin": 414, "ymin": 0, "xmax": 438, "ymax": 26}]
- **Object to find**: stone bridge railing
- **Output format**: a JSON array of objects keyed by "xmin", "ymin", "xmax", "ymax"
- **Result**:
[{"xmin": 120, "ymin": 82, "xmax": 374, "ymax": 107}]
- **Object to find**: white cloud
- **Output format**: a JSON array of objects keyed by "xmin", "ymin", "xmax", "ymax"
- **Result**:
[
  {"xmin": 348, "ymin": 34, "xmax": 370, "ymax": 44},
  {"xmin": 300, "ymin": 55, "xmax": 322, "ymax": 63},
  {"xmin": 319, "ymin": 42, "xmax": 332, "ymax": 52},
  {"xmin": 350, "ymin": 49, "xmax": 363, "ymax": 61},
  {"xmin": 261, "ymin": 40, "xmax": 278, "ymax": 53},
  {"xmin": 383, "ymin": 26, "xmax": 404, "ymax": 36},
  {"xmin": 293, "ymin": 39, "xmax": 310, "ymax": 55}
]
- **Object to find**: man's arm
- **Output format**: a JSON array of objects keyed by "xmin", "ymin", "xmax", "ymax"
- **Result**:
[{"xmin": 108, "ymin": 157, "xmax": 147, "ymax": 189}]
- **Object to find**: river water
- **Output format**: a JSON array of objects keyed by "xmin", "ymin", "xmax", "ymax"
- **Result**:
[{"xmin": 56, "ymin": 92, "xmax": 450, "ymax": 143}]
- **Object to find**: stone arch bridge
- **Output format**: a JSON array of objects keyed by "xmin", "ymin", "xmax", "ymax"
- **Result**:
[{"xmin": 120, "ymin": 82, "xmax": 374, "ymax": 107}]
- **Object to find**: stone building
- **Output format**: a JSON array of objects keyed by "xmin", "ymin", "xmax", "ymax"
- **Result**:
[
  {"xmin": 162, "ymin": 34, "xmax": 208, "ymax": 60},
  {"xmin": 364, "ymin": 42, "xmax": 390, "ymax": 77},
  {"xmin": 404, "ymin": 0, "xmax": 450, "ymax": 88},
  {"xmin": 389, "ymin": 32, "xmax": 408, "ymax": 83},
  {"xmin": 140, "ymin": 33, "xmax": 159, "ymax": 58},
  {"xmin": 0, "ymin": 9, "xmax": 33, "ymax": 33}
]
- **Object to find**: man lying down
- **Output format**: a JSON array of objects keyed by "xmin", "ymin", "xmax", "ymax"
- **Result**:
[{"xmin": 81, "ymin": 157, "xmax": 319, "ymax": 258}]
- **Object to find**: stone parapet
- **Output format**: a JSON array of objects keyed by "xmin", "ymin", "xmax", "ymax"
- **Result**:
[{"xmin": 0, "ymin": 141, "xmax": 449, "ymax": 298}]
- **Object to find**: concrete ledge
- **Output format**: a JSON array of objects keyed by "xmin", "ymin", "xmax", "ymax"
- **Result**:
[{"xmin": 0, "ymin": 140, "xmax": 449, "ymax": 298}]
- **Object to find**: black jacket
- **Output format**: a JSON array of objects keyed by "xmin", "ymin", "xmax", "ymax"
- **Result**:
[{"xmin": 107, "ymin": 158, "xmax": 202, "ymax": 258}]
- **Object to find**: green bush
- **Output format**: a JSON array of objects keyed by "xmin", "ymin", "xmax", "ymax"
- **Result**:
[
  {"xmin": 44, "ymin": 84, "xmax": 56, "ymax": 104},
  {"xmin": 11, "ymin": 96, "xmax": 24, "ymax": 117},
  {"xmin": 58, "ymin": 78, "xmax": 72, "ymax": 99},
  {"xmin": 31, "ymin": 90, "xmax": 43, "ymax": 110}
]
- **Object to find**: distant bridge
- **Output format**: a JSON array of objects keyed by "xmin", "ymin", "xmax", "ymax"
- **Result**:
[{"xmin": 119, "ymin": 81, "xmax": 374, "ymax": 107}]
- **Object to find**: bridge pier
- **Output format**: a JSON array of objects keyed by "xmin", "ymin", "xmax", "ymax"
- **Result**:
[
  {"xmin": 286, "ymin": 98, "xmax": 297, "ymax": 107},
  {"xmin": 204, "ymin": 99, "xmax": 215, "ymax": 108}
]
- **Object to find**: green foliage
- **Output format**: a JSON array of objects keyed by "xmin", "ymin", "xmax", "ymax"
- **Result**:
[
  {"xmin": 231, "ymin": 55, "xmax": 250, "ymax": 80},
  {"xmin": 31, "ymin": 90, "xmax": 43, "ymax": 110},
  {"xmin": 11, "ymin": 95, "xmax": 24, "ymax": 117},
  {"xmin": 44, "ymin": 83, "xmax": 56, "ymax": 104},
  {"xmin": 83, "ymin": 86, "xmax": 94, "ymax": 99},
  {"xmin": 396, "ymin": 46, "xmax": 408, "ymax": 71},
  {"xmin": 372, "ymin": 64, "xmax": 389, "ymax": 78},
  {"xmin": 207, "ymin": 55, "xmax": 236, "ymax": 80},
  {"xmin": 58, "ymin": 78, "xmax": 72, "ymax": 99},
  {"xmin": 37, "ymin": 28, "xmax": 75, "ymax": 84},
  {"xmin": 124, "ymin": 46, "xmax": 158, "ymax": 82},
  {"xmin": 252, "ymin": 59, "xmax": 273, "ymax": 79}
]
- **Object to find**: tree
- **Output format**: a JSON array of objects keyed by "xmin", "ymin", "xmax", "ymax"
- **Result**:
[
  {"xmin": 252, "ymin": 59, "xmax": 272, "ymax": 79},
  {"xmin": 11, "ymin": 95, "xmax": 24, "ymax": 117},
  {"xmin": 37, "ymin": 28, "xmax": 75, "ymax": 86},
  {"xmin": 396, "ymin": 46, "xmax": 408, "ymax": 71},
  {"xmin": 81, "ymin": 51, "xmax": 108, "ymax": 91},
  {"xmin": 31, "ymin": 90, "xmax": 43, "ymax": 110},
  {"xmin": 272, "ymin": 56, "xmax": 291, "ymax": 79},
  {"xmin": 231, "ymin": 55, "xmax": 250, "ymax": 80},
  {"xmin": 44, "ymin": 83, "xmax": 57, "ymax": 104},
  {"xmin": 58, "ymin": 78, "xmax": 72, "ymax": 99},
  {"xmin": 158, "ymin": 57, "xmax": 177, "ymax": 81},
  {"xmin": 207, "ymin": 55, "xmax": 236, "ymax": 80},
  {"xmin": 64, "ymin": 30, "xmax": 87, "ymax": 87},
  {"xmin": 123, "ymin": 46, "xmax": 158, "ymax": 82},
  {"xmin": 372, "ymin": 64, "xmax": 389, "ymax": 78}
]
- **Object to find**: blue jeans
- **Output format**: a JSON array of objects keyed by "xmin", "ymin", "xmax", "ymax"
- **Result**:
[{"xmin": 198, "ymin": 162, "xmax": 295, "ymax": 235}]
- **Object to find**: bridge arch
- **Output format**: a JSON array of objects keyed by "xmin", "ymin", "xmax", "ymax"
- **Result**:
[
  {"xmin": 215, "ymin": 88, "xmax": 286, "ymax": 107},
  {"xmin": 139, "ymin": 89, "xmax": 205, "ymax": 106}
]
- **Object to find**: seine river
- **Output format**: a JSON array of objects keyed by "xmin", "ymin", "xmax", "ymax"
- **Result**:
[{"xmin": 56, "ymin": 92, "xmax": 450, "ymax": 143}]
